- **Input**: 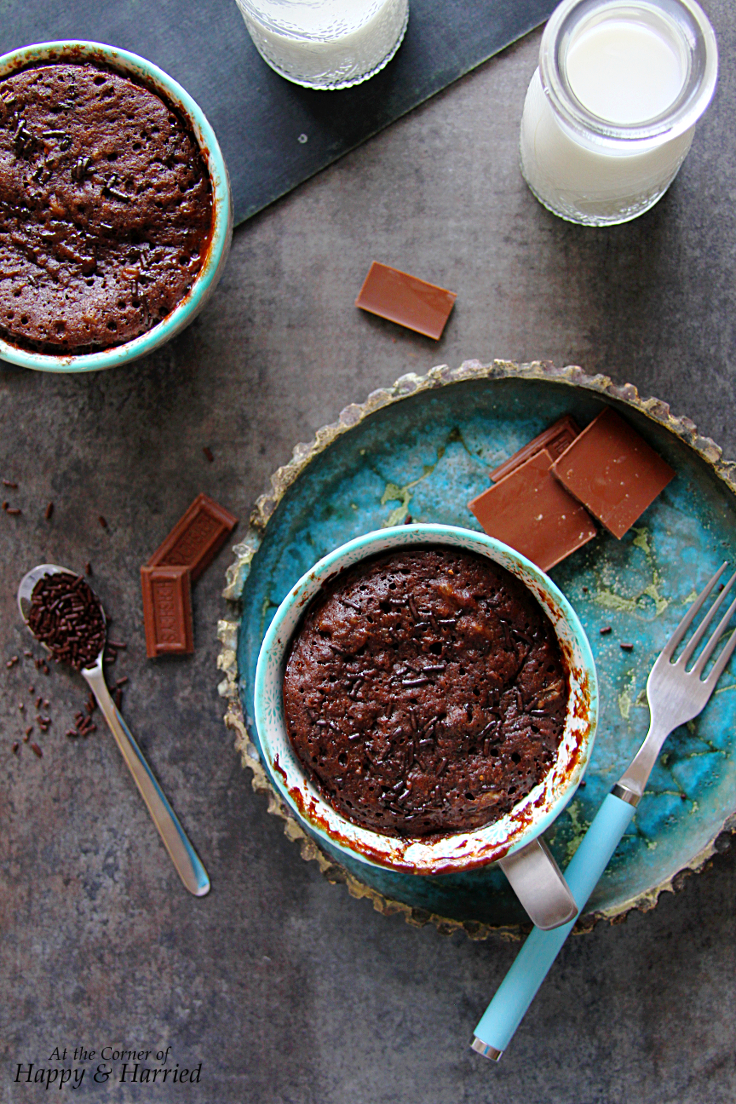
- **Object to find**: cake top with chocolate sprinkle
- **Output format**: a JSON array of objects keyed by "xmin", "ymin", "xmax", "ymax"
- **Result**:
[
  {"xmin": 283, "ymin": 547, "xmax": 569, "ymax": 838},
  {"xmin": 0, "ymin": 61, "xmax": 212, "ymax": 353}
]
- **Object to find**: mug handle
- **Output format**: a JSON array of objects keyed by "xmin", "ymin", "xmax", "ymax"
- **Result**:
[{"xmin": 498, "ymin": 836, "xmax": 576, "ymax": 930}]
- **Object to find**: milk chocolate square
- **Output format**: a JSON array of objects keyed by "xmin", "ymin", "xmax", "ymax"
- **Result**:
[
  {"xmin": 490, "ymin": 415, "xmax": 581, "ymax": 483},
  {"xmin": 355, "ymin": 261, "xmax": 457, "ymax": 340},
  {"xmin": 140, "ymin": 565, "xmax": 194, "ymax": 658},
  {"xmin": 468, "ymin": 449, "xmax": 597, "ymax": 572},
  {"xmin": 552, "ymin": 407, "xmax": 675, "ymax": 539}
]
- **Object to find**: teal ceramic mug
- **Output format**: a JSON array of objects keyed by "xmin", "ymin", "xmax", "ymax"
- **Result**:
[
  {"xmin": 0, "ymin": 41, "xmax": 232, "ymax": 373},
  {"xmin": 254, "ymin": 523, "xmax": 598, "ymax": 875}
]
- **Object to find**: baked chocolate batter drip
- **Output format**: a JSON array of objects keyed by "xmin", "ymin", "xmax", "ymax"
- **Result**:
[
  {"xmin": 0, "ymin": 62, "xmax": 212, "ymax": 353},
  {"xmin": 283, "ymin": 548, "xmax": 569, "ymax": 837}
]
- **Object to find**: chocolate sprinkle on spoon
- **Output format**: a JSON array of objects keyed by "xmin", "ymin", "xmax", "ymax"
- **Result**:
[{"xmin": 17, "ymin": 564, "xmax": 210, "ymax": 897}]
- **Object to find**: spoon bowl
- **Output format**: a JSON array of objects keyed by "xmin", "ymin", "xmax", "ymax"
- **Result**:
[
  {"xmin": 18, "ymin": 563, "xmax": 210, "ymax": 897},
  {"xmin": 17, "ymin": 563, "xmax": 81, "ymax": 625}
]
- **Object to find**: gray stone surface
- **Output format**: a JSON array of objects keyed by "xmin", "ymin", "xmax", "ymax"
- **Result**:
[{"xmin": 2, "ymin": 4, "xmax": 736, "ymax": 1101}]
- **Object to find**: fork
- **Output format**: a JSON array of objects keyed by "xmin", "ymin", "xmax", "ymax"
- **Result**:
[{"xmin": 472, "ymin": 562, "xmax": 736, "ymax": 1061}]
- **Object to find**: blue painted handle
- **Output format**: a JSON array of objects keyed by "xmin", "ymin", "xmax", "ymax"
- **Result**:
[{"xmin": 474, "ymin": 792, "xmax": 637, "ymax": 1054}]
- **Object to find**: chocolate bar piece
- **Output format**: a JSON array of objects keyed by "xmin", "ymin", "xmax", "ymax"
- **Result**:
[
  {"xmin": 490, "ymin": 415, "xmax": 581, "ymax": 483},
  {"xmin": 355, "ymin": 261, "xmax": 457, "ymax": 340},
  {"xmin": 147, "ymin": 493, "xmax": 237, "ymax": 581},
  {"xmin": 140, "ymin": 565, "xmax": 194, "ymax": 658},
  {"xmin": 552, "ymin": 407, "xmax": 675, "ymax": 539},
  {"xmin": 468, "ymin": 449, "xmax": 597, "ymax": 572}
]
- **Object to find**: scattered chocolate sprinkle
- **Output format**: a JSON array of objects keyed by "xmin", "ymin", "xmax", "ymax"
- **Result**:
[
  {"xmin": 12, "ymin": 742, "xmax": 19, "ymax": 754},
  {"xmin": 680, "ymin": 791, "xmax": 687, "ymax": 800},
  {"xmin": 24, "ymin": 726, "xmax": 32, "ymax": 737},
  {"xmin": 24, "ymin": 651, "xmax": 32, "ymax": 658},
  {"xmin": 35, "ymin": 696, "xmax": 42, "ymax": 708},
  {"xmin": 30, "ymin": 743, "xmax": 43, "ymax": 758},
  {"xmin": 203, "ymin": 446, "xmax": 214, "ymax": 463},
  {"xmin": 620, "ymin": 642, "xmax": 634, "ymax": 651},
  {"xmin": 115, "ymin": 676, "xmax": 129, "ymax": 687},
  {"xmin": 103, "ymin": 173, "xmax": 130, "ymax": 202},
  {"xmin": 17, "ymin": 702, "xmax": 24, "ymax": 711},
  {"xmin": 114, "ymin": 689, "xmax": 123, "ymax": 709},
  {"xmin": 44, "ymin": 501, "xmax": 54, "ymax": 520},
  {"xmin": 98, "ymin": 515, "xmax": 108, "ymax": 529},
  {"xmin": 71, "ymin": 155, "xmax": 91, "ymax": 183},
  {"xmin": 66, "ymin": 729, "xmax": 78, "ymax": 739},
  {"xmin": 107, "ymin": 640, "xmax": 126, "ymax": 650},
  {"xmin": 579, "ymin": 779, "xmax": 586, "ymax": 788},
  {"xmin": 5, "ymin": 506, "xmax": 21, "ymax": 515},
  {"xmin": 582, "ymin": 586, "xmax": 588, "ymax": 592},
  {"xmin": 6, "ymin": 655, "xmax": 18, "ymax": 668},
  {"xmin": 2, "ymin": 480, "xmax": 18, "ymax": 488},
  {"xmin": 85, "ymin": 562, "xmax": 92, "ymax": 576},
  {"xmin": 600, "ymin": 626, "xmax": 613, "ymax": 635}
]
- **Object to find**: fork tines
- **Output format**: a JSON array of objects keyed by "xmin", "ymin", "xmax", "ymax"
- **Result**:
[{"xmin": 666, "ymin": 562, "xmax": 736, "ymax": 682}]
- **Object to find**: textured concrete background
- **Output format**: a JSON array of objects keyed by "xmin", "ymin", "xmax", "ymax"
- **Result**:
[{"xmin": 2, "ymin": 3, "xmax": 736, "ymax": 1101}]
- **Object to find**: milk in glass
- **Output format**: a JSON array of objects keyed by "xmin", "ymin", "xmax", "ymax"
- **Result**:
[
  {"xmin": 236, "ymin": 0, "xmax": 409, "ymax": 89},
  {"xmin": 520, "ymin": 0, "xmax": 718, "ymax": 225}
]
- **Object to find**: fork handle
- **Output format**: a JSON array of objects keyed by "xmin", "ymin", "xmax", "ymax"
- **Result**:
[{"xmin": 472, "ymin": 793, "xmax": 637, "ymax": 1059}]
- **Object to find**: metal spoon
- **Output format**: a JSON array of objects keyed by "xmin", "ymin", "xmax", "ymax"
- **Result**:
[{"xmin": 18, "ymin": 563, "xmax": 210, "ymax": 897}]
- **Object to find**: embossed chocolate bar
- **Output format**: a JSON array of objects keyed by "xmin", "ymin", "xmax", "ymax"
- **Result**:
[
  {"xmin": 489, "ymin": 415, "xmax": 581, "ymax": 483},
  {"xmin": 147, "ymin": 493, "xmax": 237, "ymax": 580},
  {"xmin": 140, "ymin": 565, "xmax": 194, "ymax": 658}
]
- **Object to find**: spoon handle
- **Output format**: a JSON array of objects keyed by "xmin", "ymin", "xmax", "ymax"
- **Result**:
[{"xmin": 83, "ymin": 664, "xmax": 210, "ymax": 897}]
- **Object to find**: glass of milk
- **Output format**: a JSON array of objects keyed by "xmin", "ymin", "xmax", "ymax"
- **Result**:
[
  {"xmin": 235, "ymin": 0, "xmax": 409, "ymax": 90},
  {"xmin": 520, "ymin": 0, "xmax": 718, "ymax": 225}
]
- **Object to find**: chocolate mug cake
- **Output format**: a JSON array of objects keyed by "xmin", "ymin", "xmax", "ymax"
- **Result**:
[
  {"xmin": 283, "ymin": 547, "xmax": 570, "ymax": 838},
  {"xmin": 0, "ymin": 60, "xmax": 213, "ymax": 353}
]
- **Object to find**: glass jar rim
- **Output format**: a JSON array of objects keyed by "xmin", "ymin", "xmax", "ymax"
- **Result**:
[{"xmin": 539, "ymin": 0, "xmax": 718, "ymax": 144}]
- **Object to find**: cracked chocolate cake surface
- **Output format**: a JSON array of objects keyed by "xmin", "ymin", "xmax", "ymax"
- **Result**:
[
  {"xmin": 283, "ymin": 547, "xmax": 569, "ymax": 837},
  {"xmin": 0, "ymin": 61, "xmax": 212, "ymax": 353}
]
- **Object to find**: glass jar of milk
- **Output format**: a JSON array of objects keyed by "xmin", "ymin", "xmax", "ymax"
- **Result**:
[
  {"xmin": 236, "ymin": 0, "xmax": 409, "ymax": 90},
  {"xmin": 520, "ymin": 0, "xmax": 718, "ymax": 225}
]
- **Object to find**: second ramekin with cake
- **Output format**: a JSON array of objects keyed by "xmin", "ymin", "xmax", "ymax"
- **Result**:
[{"xmin": 0, "ymin": 40, "xmax": 232, "ymax": 372}]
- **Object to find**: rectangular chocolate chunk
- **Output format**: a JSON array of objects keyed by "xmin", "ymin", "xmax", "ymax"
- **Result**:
[
  {"xmin": 468, "ymin": 449, "xmax": 597, "ymax": 572},
  {"xmin": 551, "ymin": 407, "xmax": 675, "ymax": 539},
  {"xmin": 355, "ymin": 261, "xmax": 457, "ymax": 340},
  {"xmin": 140, "ymin": 565, "xmax": 194, "ymax": 658},
  {"xmin": 147, "ymin": 493, "xmax": 237, "ymax": 581},
  {"xmin": 490, "ymin": 415, "xmax": 581, "ymax": 483}
]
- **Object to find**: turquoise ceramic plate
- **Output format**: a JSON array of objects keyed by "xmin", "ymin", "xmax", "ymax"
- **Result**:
[{"xmin": 220, "ymin": 361, "xmax": 736, "ymax": 936}]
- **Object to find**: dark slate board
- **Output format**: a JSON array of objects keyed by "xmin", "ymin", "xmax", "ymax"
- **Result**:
[{"xmin": 0, "ymin": 0, "xmax": 554, "ymax": 225}]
